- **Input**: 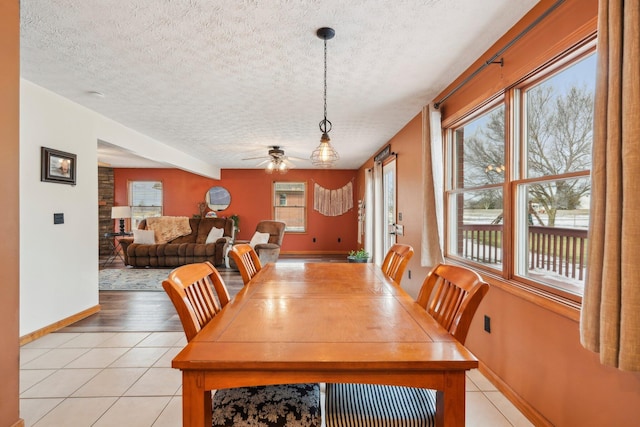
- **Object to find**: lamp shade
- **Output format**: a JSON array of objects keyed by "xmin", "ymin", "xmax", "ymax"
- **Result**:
[{"xmin": 111, "ymin": 206, "xmax": 131, "ymax": 219}]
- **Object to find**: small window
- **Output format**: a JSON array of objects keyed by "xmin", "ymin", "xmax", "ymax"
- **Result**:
[
  {"xmin": 129, "ymin": 181, "xmax": 163, "ymax": 228},
  {"xmin": 273, "ymin": 182, "xmax": 306, "ymax": 232}
]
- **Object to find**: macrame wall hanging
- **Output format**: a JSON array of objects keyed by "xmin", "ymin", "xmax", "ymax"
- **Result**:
[{"xmin": 313, "ymin": 181, "xmax": 353, "ymax": 216}]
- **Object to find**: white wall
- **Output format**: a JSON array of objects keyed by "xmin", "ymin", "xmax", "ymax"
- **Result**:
[
  {"xmin": 20, "ymin": 81, "xmax": 100, "ymax": 335},
  {"xmin": 19, "ymin": 80, "xmax": 219, "ymax": 336}
]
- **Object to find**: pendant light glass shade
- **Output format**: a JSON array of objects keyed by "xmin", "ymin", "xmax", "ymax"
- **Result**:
[
  {"xmin": 310, "ymin": 133, "xmax": 339, "ymax": 167},
  {"xmin": 310, "ymin": 27, "xmax": 339, "ymax": 168},
  {"xmin": 265, "ymin": 158, "xmax": 289, "ymax": 174}
]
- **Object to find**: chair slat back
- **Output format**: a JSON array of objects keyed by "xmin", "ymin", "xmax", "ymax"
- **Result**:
[
  {"xmin": 230, "ymin": 243, "xmax": 263, "ymax": 285},
  {"xmin": 415, "ymin": 264, "xmax": 489, "ymax": 344},
  {"xmin": 381, "ymin": 244, "xmax": 414, "ymax": 285},
  {"xmin": 162, "ymin": 261, "xmax": 230, "ymax": 341}
]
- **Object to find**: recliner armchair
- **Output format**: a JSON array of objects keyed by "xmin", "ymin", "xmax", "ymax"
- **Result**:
[{"xmin": 253, "ymin": 220, "xmax": 286, "ymax": 264}]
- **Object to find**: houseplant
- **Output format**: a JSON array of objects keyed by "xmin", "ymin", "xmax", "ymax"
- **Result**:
[
  {"xmin": 347, "ymin": 248, "xmax": 370, "ymax": 263},
  {"xmin": 230, "ymin": 214, "xmax": 240, "ymax": 234}
]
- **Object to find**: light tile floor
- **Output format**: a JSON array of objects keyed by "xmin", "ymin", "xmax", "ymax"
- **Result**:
[{"xmin": 20, "ymin": 332, "xmax": 534, "ymax": 427}]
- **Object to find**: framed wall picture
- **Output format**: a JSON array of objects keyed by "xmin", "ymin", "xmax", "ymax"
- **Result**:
[{"xmin": 41, "ymin": 147, "xmax": 77, "ymax": 185}]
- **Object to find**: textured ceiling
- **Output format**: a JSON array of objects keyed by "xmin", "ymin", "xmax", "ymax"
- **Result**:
[{"xmin": 20, "ymin": 0, "xmax": 538, "ymax": 170}]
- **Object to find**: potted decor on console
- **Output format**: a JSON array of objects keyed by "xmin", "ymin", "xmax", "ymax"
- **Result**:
[
  {"xmin": 347, "ymin": 248, "xmax": 370, "ymax": 263},
  {"xmin": 230, "ymin": 214, "xmax": 240, "ymax": 234}
]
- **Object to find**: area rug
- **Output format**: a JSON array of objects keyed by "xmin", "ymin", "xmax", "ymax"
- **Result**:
[
  {"xmin": 99, "ymin": 268, "xmax": 171, "ymax": 291},
  {"xmin": 99, "ymin": 267, "xmax": 244, "ymax": 296}
]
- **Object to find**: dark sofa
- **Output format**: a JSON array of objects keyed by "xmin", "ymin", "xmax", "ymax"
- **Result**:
[{"xmin": 120, "ymin": 217, "xmax": 234, "ymax": 267}]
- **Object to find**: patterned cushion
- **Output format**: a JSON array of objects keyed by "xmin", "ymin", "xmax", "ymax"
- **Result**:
[
  {"xmin": 212, "ymin": 383, "xmax": 321, "ymax": 427},
  {"xmin": 325, "ymin": 383, "xmax": 436, "ymax": 427}
]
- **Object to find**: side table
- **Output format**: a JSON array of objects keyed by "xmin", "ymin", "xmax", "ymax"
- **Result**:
[{"xmin": 102, "ymin": 232, "xmax": 133, "ymax": 267}]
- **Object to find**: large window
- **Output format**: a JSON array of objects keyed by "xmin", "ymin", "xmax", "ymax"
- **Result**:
[
  {"xmin": 273, "ymin": 182, "xmax": 306, "ymax": 232},
  {"xmin": 445, "ymin": 46, "xmax": 596, "ymax": 298},
  {"xmin": 129, "ymin": 181, "xmax": 163, "ymax": 228}
]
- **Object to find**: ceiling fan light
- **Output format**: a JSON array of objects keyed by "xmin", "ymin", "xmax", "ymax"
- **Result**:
[{"xmin": 265, "ymin": 161, "xmax": 275, "ymax": 174}]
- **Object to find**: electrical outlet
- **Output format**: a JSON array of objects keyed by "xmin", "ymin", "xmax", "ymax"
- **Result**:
[{"xmin": 484, "ymin": 315, "xmax": 491, "ymax": 333}]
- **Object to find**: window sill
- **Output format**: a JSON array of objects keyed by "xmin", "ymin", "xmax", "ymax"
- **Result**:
[{"xmin": 446, "ymin": 259, "xmax": 582, "ymax": 322}]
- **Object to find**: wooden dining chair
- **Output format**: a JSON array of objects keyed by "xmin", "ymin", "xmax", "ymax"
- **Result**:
[
  {"xmin": 162, "ymin": 261, "xmax": 230, "ymax": 341},
  {"xmin": 230, "ymin": 243, "xmax": 263, "ymax": 285},
  {"xmin": 381, "ymin": 243, "xmax": 414, "ymax": 285},
  {"xmin": 325, "ymin": 263, "xmax": 489, "ymax": 427},
  {"xmin": 416, "ymin": 263, "xmax": 490, "ymax": 343},
  {"xmin": 162, "ymin": 262, "xmax": 322, "ymax": 427}
]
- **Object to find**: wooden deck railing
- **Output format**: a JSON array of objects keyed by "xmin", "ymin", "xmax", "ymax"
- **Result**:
[
  {"xmin": 459, "ymin": 224, "xmax": 503, "ymax": 264},
  {"xmin": 528, "ymin": 225, "xmax": 588, "ymax": 281},
  {"xmin": 459, "ymin": 224, "xmax": 588, "ymax": 281}
]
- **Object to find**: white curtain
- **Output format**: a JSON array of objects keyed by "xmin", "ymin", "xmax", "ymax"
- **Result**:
[
  {"xmin": 421, "ymin": 104, "xmax": 444, "ymax": 267},
  {"xmin": 373, "ymin": 161, "xmax": 384, "ymax": 265},
  {"xmin": 364, "ymin": 169, "xmax": 374, "ymax": 256}
]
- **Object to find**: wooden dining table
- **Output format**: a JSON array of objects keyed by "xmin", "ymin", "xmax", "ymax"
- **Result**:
[{"xmin": 171, "ymin": 262, "xmax": 479, "ymax": 427}]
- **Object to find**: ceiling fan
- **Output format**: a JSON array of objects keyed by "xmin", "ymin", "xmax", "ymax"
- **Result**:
[{"xmin": 242, "ymin": 146, "xmax": 304, "ymax": 173}]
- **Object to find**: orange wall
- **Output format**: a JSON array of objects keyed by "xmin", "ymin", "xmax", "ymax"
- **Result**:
[
  {"xmin": 114, "ymin": 168, "xmax": 358, "ymax": 253},
  {"xmin": 0, "ymin": 1, "xmax": 22, "ymax": 426},
  {"xmin": 356, "ymin": 113, "xmax": 430, "ymax": 298}
]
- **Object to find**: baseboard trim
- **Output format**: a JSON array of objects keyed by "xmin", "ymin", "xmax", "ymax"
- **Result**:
[
  {"xmin": 478, "ymin": 361, "xmax": 553, "ymax": 427},
  {"xmin": 9, "ymin": 418, "xmax": 24, "ymax": 427},
  {"xmin": 19, "ymin": 304, "xmax": 101, "ymax": 346},
  {"xmin": 281, "ymin": 250, "xmax": 347, "ymax": 255}
]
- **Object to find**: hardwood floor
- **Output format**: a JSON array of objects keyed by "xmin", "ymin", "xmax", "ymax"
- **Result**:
[
  {"xmin": 68, "ymin": 253, "xmax": 346, "ymax": 333},
  {"xmin": 61, "ymin": 291, "xmax": 184, "ymax": 333}
]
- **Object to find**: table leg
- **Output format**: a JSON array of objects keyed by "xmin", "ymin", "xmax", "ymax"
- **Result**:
[
  {"xmin": 182, "ymin": 371, "xmax": 211, "ymax": 427},
  {"xmin": 435, "ymin": 371, "xmax": 466, "ymax": 427}
]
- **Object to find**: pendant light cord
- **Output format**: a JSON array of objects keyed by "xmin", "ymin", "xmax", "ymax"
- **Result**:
[
  {"xmin": 324, "ymin": 37, "xmax": 327, "ymax": 123},
  {"xmin": 320, "ymin": 36, "xmax": 332, "ymax": 134}
]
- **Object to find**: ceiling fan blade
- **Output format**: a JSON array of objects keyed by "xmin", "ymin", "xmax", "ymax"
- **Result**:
[
  {"xmin": 241, "ymin": 156, "xmax": 268, "ymax": 161},
  {"xmin": 286, "ymin": 155, "xmax": 307, "ymax": 162}
]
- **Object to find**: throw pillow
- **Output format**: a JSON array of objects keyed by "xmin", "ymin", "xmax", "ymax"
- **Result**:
[
  {"xmin": 133, "ymin": 229, "xmax": 155, "ymax": 245},
  {"xmin": 205, "ymin": 227, "xmax": 224, "ymax": 244},
  {"xmin": 249, "ymin": 231, "xmax": 271, "ymax": 248}
]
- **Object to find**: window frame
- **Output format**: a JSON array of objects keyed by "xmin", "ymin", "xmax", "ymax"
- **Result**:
[
  {"xmin": 445, "ymin": 99, "xmax": 507, "ymax": 276},
  {"xmin": 443, "ymin": 39, "xmax": 597, "ymax": 303},
  {"xmin": 128, "ymin": 180, "xmax": 164, "ymax": 228},
  {"xmin": 272, "ymin": 181, "xmax": 307, "ymax": 233}
]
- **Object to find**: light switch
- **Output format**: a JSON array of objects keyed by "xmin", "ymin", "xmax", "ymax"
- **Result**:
[{"xmin": 53, "ymin": 213, "xmax": 64, "ymax": 224}]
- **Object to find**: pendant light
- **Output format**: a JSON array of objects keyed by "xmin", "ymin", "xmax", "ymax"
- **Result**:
[{"xmin": 310, "ymin": 27, "xmax": 339, "ymax": 168}]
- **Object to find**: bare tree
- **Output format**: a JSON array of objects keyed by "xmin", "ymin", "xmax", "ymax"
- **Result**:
[{"xmin": 463, "ymin": 84, "xmax": 593, "ymax": 225}]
